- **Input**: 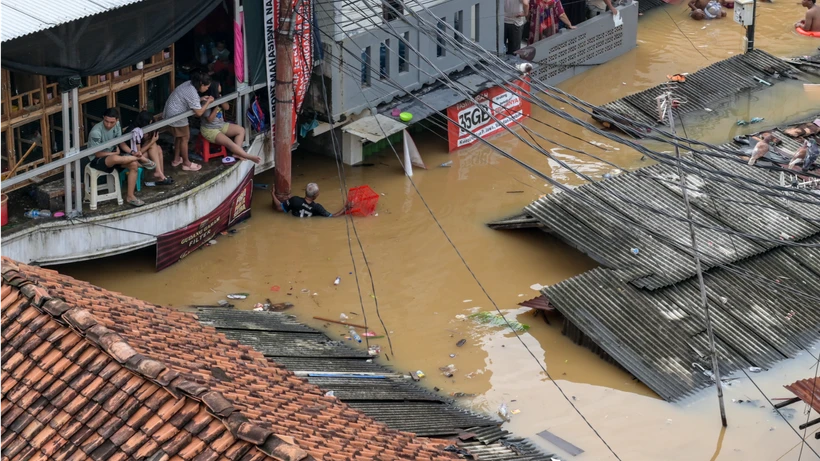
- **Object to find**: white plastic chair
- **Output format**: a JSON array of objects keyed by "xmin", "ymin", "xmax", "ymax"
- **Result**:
[{"xmin": 83, "ymin": 164, "xmax": 123, "ymax": 210}]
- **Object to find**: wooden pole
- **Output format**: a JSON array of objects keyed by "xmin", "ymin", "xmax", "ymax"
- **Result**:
[
  {"xmin": 666, "ymin": 93, "xmax": 727, "ymax": 427},
  {"xmin": 273, "ymin": 0, "xmax": 295, "ymax": 202}
]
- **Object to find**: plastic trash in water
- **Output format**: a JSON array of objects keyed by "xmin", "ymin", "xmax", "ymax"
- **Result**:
[
  {"xmin": 217, "ymin": 300, "xmax": 229, "ymax": 307},
  {"xmin": 750, "ymin": 117, "xmax": 765, "ymax": 124},
  {"xmin": 325, "ymin": 390, "xmax": 335, "ymax": 397},
  {"xmin": 368, "ymin": 345, "xmax": 381, "ymax": 356},
  {"xmin": 498, "ymin": 403, "xmax": 511, "ymax": 422},
  {"xmin": 440, "ymin": 160, "xmax": 453, "ymax": 167},
  {"xmin": 349, "ymin": 328, "xmax": 362, "ymax": 343},
  {"xmin": 227, "ymin": 293, "xmax": 249, "ymax": 299},
  {"xmin": 631, "ymin": 248, "xmax": 640, "ymax": 255},
  {"xmin": 340, "ymin": 313, "xmax": 349, "ymax": 321},
  {"xmin": 736, "ymin": 120, "xmax": 748, "ymax": 126},
  {"xmin": 749, "ymin": 366, "xmax": 762, "ymax": 373},
  {"xmin": 415, "ymin": 370, "xmax": 426, "ymax": 379},
  {"xmin": 456, "ymin": 339, "xmax": 467, "ymax": 347},
  {"xmin": 603, "ymin": 173, "xmax": 613, "ymax": 180},
  {"xmin": 334, "ymin": 276, "xmax": 341, "ymax": 285}
]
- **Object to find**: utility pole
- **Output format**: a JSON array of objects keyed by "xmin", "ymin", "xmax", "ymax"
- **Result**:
[
  {"xmin": 746, "ymin": 0, "xmax": 756, "ymax": 52},
  {"xmin": 665, "ymin": 92, "xmax": 728, "ymax": 427},
  {"xmin": 274, "ymin": 0, "xmax": 296, "ymax": 202}
]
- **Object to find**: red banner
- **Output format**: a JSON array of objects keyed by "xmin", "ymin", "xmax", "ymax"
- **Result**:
[
  {"xmin": 266, "ymin": 0, "xmax": 313, "ymax": 141},
  {"xmin": 155, "ymin": 169, "xmax": 254, "ymax": 271},
  {"xmin": 446, "ymin": 78, "xmax": 532, "ymax": 152}
]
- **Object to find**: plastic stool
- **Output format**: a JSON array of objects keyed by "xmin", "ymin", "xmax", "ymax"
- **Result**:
[
  {"xmin": 195, "ymin": 135, "xmax": 227, "ymax": 162},
  {"xmin": 84, "ymin": 164, "xmax": 123, "ymax": 210},
  {"xmin": 119, "ymin": 167, "xmax": 144, "ymax": 192}
]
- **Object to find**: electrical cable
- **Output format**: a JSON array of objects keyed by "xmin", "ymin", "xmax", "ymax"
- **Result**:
[{"xmin": 307, "ymin": 7, "xmax": 625, "ymax": 459}]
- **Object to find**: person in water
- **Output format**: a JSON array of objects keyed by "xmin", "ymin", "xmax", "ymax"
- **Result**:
[
  {"xmin": 795, "ymin": 0, "xmax": 820, "ymax": 32},
  {"xmin": 271, "ymin": 183, "xmax": 348, "ymax": 218},
  {"xmin": 690, "ymin": 0, "xmax": 727, "ymax": 20}
]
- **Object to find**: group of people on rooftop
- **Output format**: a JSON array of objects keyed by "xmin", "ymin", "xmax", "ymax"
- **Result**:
[
  {"xmin": 85, "ymin": 71, "xmax": 259, "ymax": 207},
  {"xmin": 686, "ymin": 0, "xmax": 818, "ymax": 28}
]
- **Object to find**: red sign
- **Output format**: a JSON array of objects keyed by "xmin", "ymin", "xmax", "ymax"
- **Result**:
[
  {"xmin": 155, "ymin": 169, "xmax": 254, "ymax": 271},
  {"xmin": 446, "ymin": 78, "xmax": 532, "ymax": 152}
]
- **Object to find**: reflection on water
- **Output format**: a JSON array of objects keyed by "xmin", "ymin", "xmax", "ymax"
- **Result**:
[{"xmin": 59, "ymin": 5, "xmax": 820, "ymax": 461}]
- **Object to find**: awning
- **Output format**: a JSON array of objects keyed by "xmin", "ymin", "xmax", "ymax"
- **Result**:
[
  {"xmin": 341, "ymin": 114, "xmax": 407, "ymax": 143},
  {"xmin": 1, "ymin": 0, "xmax": 221, "ymax": 76}
]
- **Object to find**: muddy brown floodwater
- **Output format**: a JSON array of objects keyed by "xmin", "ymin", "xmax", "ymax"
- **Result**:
[{"xmin": 61, "ymin": 5, "xmax": 820, "ymax": 461}]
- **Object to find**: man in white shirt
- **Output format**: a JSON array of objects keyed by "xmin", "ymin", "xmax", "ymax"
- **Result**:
[
  {"xmin": 504, "ymin": 0, "xmax": 529, "ymax": 55},
  {"xmin": 588, "ymin": 0, "xmax": 618, "ymax": 18}
]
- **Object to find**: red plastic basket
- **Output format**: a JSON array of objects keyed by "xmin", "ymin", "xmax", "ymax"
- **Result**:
[{"xmin": 346, "ymin": 185, "xmax": 379, "ymax": 216}]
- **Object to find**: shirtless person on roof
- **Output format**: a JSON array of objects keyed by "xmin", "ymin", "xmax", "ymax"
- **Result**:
[{"xmin": 796, "ymin": 0, "xmax": 820, "ymax": 32}]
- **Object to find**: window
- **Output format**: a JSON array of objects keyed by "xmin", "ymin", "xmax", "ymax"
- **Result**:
[
  {"xmin": 361, "ymin": 47, "xmax": 372, "ymax": 87},
  {"xmin": 114, "ymin": 84, "xmax": 141, "ymax": 129},
  {"xmin": 470, "ymin": 4, "xmax": 480, "ymax": 41},
  {"xmin": 380, "ymin": 40, "xmax": 390, "ymax": 80},
  {"xmin": 399, "ymin": 32, "xmax": 410, "ymax": 73},
  {"xmin": 12, "ymin": 119, "xmax": 45, "ymax": 171},
  {"xmin": 437, "ymin": 17, "xmax": 446, "ymax": 57},
  {"xmin": 145, "ymin": 73, "xmax": 171, "ymax": 115},
  {"xmin": 1, "ymin": 130, "xmax": 9, "ymax": 173},
  {"xmin": 454, "ymin": 11, "xmax": 464, "ymax": 43},
  {"xmin": 382, "ymin": 0, "xmax": 404, "ymax": 21}
]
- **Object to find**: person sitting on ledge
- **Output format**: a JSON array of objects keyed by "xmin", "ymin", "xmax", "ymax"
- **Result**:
[
  {"xmin": 690, "ymin": 0, "xmax": 727, "ymax": 20},
  {"xmin": 119, "ymin": 111, "xmax": 173, "ymax": 186},
  {"xmin": 795, "ymin": 0, "xmax": 820, "ymax": 32},
  {"xmin": 271, "ymin": 183, "xmax": 348, "ymax": 218},
  {"xmin": 199, "ymin": 83, "xmax": 261, "ymax": 164},
  {"xmin": 87, "ymin": 108, "xmax": 154, "ymax": 207}
]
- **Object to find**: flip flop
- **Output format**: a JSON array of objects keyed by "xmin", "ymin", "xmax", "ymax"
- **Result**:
[
  {"xmin": 141, "ymin": 160, "xmax": 156, "ymax": 170},
  {"xmin": 182, "ymin": 163, "xmax": 202, "ymax": 172},
  {"xmin": 128, "ymin": 198, "xmax": 145, "ymax": 207},
  {"xmin": 171, "ymin": 158, "xmax": 183, "ymax": 167},
  {"xmin": 155, "ymin": 178, "xmax": 173, "ymax": 186}
]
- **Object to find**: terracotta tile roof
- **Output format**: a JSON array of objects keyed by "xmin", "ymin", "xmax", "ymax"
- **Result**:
[{"xmin": 1, "ymin": 258, "xmax": 456, "ymax": 460}]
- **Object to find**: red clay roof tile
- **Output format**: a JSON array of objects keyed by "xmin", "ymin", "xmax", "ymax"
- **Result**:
[{"xmin": 2, "ymin": 258, "xmax": 454, "ymax": 461}]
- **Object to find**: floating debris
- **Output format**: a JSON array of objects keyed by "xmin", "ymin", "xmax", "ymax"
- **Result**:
[
  {"xmin": 469, "ymin": 312, "xmax": 529, "ymax": 331},
  {"xmin": 227, "ymin": 293, "xmax": 249, "ymax": 299},
  {"xmin": 456, "ymin": 339, "xmax": 467, "ymax": 347}
]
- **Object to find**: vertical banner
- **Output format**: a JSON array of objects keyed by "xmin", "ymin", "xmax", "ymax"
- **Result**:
[
  {"xmin": 262, "ymin": 0, "xmax": 313, "ymax": 144},
  {"xmin": 291, "ymin": 0, "xmax": 313, "ymax": 139},
  {"xmin": 446, "ymin": 78, "xmax": 532, "ymax": 152},
  {"xmin": 263, "ymin": 0, "xmax": 277, "ymax": 141}
]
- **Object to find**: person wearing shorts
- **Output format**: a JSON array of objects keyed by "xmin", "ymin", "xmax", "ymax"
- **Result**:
[
  {"xmin": 87, "ymin": 108, "xmax": 152, "ymax": 207},
  {"xmin": 162, "ymin": 72, "xmax": 214, "ymax": 171},
  {"xmin": 200, "ymin": 83, "xmax": 261, "ymax": 164}
]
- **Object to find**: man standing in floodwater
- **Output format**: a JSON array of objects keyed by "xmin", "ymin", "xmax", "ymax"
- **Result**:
[
  {"xmin": 271, "ymin": 183, "xmax": 348, "ymax": 217},
  {"xmin": 795, "ymin": 0, "xmax": 820, "ymax": 32}
]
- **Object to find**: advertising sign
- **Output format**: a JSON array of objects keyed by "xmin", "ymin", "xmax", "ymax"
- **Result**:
[
  {"xmin": 155, "ymin": 169, "xmax": 254, "ymax": 271},
  {"xmin": 446, "ymin": 78, "xmax": 532, "ymax": 152}
]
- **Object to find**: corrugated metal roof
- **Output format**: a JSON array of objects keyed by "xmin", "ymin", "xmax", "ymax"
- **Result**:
[
  {"xmin": 595, "ymin": 50, "xmax": 799, "ymax": 135},
  {"xmin": 544, "ymin": 242, "xmax": 820, "ymax": 401},
  {"xmin": 196, "ymin": 309, "xmax": 560, "ymax": 459},
  {"xmin": 1, "ymin": 0, "xmax": 145, "ymax": 42},
  {"xmin": 785, "ymin": 377, "xmax": 820, "ymax": 414},
  {"xmin": 519, "ymin": 295, "xmax": 553, "ymax": 312}
]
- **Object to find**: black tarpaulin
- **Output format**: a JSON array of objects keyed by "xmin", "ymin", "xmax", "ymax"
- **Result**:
[
  {"xmin": 244, "ymin": 0, "xmax": 267, "ymax": 87},
  {"xmin": 1, "ymin": 0, "xmax": 222, "ymax": 77}
]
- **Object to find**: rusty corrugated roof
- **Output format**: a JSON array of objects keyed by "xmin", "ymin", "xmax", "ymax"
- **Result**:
[
  {"xmin": 519, "ymin": 295, "xmax": 553, "ymax": 312},
  {"xmin": 785, "ymin": 377, "xmax": 820, "ymax": 413}
]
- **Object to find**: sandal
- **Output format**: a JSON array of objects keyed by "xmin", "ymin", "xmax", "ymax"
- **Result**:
[
  {"xmin": 155, "ymin": 178, "xmax": 174, "ymax": 186},
  {"xmin": 128, "ymin": 198, "xmax": 145, "ymax": 207},
  {"xmin": 171, "ymin": 158, "xmax": 183, "ymax": 167},
  {"xmin": 141, "ymin": 160, "xmax": 156, "ymax": 170},
  {"xmin": 182, "ymin": 163, "xmax": 202, "ymax": 172}
]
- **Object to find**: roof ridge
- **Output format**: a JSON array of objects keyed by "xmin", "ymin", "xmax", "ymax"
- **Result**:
[{"xmin": 0, "ymin": 260, "xmax": 311, "ymax": 461}]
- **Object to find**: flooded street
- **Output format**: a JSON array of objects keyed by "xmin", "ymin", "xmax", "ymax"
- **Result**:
[{"xmin": 59, "ymin": 5, "xmax": 820, "ymax": 461}]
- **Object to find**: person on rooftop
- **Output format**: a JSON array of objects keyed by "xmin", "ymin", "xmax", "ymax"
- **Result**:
[
  {"xmin": 528, "ymin": 0, "xmax": 575, "ymax": 44},
  {"xmin": 795, "ymin": 0, "xmax": 820, "ymax": 32},
  {"xmin": 163, "ymin": 71, "xmax": 214, "ymax": 172},
  {"xmin": 689, "ymin": 0, "xmax": 727, "ymax": 20},
  {"xmin": 87, "ymin": 108, "xmax": 153, "ymax": 207},
  {"xmin": 271, "ymin": 183, "xmax": 348, "ymax": 217}
]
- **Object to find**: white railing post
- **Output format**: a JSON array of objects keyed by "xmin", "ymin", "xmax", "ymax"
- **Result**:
[
  {"xmin": 71, "ymin": 88, "xmax": 82, "ymax": 216},
  {"xmin": 61, "ymin": 92, "xmax": 73, "ymax": 213}
]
